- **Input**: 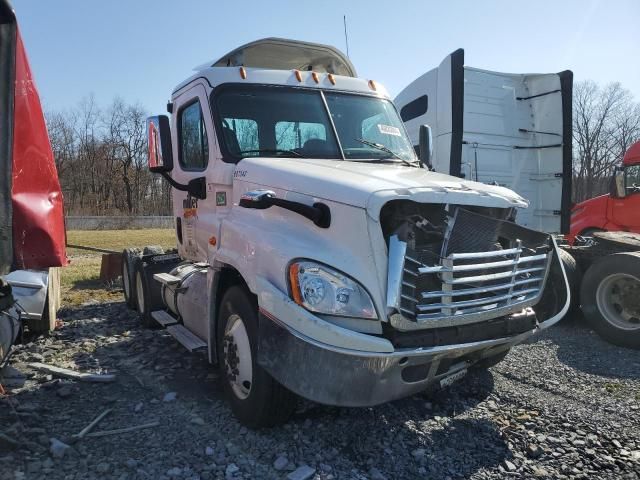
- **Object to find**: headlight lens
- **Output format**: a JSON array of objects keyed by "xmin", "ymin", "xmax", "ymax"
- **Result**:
[{"xmin": 289, "ymin": 261, "xmax": 377, "ymax": 319}]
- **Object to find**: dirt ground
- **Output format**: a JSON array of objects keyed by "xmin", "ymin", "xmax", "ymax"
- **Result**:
[{"xmin": 1, "ymin": 297, "xmax": 639, "ymax": 480}]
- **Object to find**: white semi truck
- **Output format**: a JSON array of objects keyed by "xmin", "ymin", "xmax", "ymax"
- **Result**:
[
  {"xmin": 124, "ymin": 38, "xmax": 570, "ymax": 427},
  {"xmin": 395, "ymin": 49, "xmax": 573, "ymax": 235}
]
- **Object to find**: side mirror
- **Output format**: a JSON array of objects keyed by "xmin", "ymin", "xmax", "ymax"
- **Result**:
[
  {"xmin": 611, "ymin": 167, "xmax": 626, "ymax": 198},
  {"xmin": 419, "ymin": 124, "xmax": 433, "ymax": 170},
  {"xmin": 147, "ymin": 115, "xmax": 173, "ymax": 172}
]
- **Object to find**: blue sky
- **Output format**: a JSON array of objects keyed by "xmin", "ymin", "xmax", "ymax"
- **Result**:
[{"xmin": 13, "ymin": 0, "xmax": 640, "ymax": 114}]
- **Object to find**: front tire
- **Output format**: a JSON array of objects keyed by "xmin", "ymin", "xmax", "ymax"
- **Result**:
[
  {"xmin": 581, "ymin": 252, "xmax": 640, "ymax": 349},
  {"xmin": 217, "ymin": 286, "xmax": 297, "ymax": 427}
]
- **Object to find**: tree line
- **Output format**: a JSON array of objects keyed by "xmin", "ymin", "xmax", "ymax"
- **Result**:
[
  {"xmin": 572, "ymin": 81, "xmax": 640, "ymax": 202},
  {"xmin": 47, "ymin": 96, "xmax": 171, "ymax": 216},
  {"xmin": 46, "ymin": 80, "xmax": 639, "ymax": 216}
]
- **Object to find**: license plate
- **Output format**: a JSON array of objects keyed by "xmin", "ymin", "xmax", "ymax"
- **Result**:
[{"xmin": 439, "ymin": 368, "xmax": 467, "ymax": 388}]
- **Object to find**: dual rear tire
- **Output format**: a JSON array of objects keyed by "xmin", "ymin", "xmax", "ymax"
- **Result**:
[{"xmin": 581, "ymin": 252, "xmax": 640, "ymax": 349}]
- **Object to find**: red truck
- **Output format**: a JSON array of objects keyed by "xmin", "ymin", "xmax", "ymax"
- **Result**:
[
  {"xmin": 569, "ymin": 141, "xmax": 640, "ymax": 242},
  {"xmin": 0, "ymin": 0, "xmax": 67, "ymax": 362}
]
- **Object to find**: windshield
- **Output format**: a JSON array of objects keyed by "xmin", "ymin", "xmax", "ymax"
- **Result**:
[{"xmin": 213, "ymin": 85, "xmax": 417, "ymax": 164}]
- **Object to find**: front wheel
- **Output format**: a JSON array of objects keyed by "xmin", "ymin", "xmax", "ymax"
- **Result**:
[
  {"xmin": 217, "ymin": 286, "xmax": 297, "ymax": 427},
  {"xmin": 581, "ymin": 252, "xmax": 640, "ymax": 349}
]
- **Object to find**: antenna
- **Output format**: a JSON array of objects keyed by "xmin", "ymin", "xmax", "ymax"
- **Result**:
[{"xmin": 343, "ymin": 15, "xmax": 350, "ymax": 58}]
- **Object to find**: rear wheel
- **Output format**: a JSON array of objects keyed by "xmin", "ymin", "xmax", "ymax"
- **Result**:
[
  {"xmin": 134, "ymin": 262, "xmax": 156, "ymax": 328},
  {"xmin": 122, "ymin": 248, "xmax": 141, "ymax": 309},
  {"xmin": 217, "ymin": 286, "xmax": 296, "ymax": 427},
  {"xmin": 581, "ymin": 252, "xmax": 640, "ymax": 349}
]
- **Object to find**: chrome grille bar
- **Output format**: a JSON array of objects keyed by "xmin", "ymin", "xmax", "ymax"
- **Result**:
[
  {"xmin": 420, "ymin": 276, "xmax": 543, "ymax": 299},
  {"xmin": 417, "ymin": 253, "xmax": 548, "ymax": 274}
]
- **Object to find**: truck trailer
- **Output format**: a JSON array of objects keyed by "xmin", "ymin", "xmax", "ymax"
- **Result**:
[
  {"xmin": 395, "ymin": 51, "xmax": 640, "ymax": 350},
  {"xmin": 125, "ymin": 38, "xmax": 570, "ymax": 427}
]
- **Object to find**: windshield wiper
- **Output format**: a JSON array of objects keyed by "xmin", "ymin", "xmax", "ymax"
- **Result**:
[
  {"xmin": 238, "ymin": 149, "xmax": 304, "ymax": 158},
  {"xmin": 354, "ymin": 138, "xmax": 418, "ymax": 167}
]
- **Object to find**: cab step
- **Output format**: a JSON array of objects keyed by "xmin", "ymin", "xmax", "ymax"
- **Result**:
[
  {"xmin": 166, "ymin": 324, "xmax": 207, "ymax": 352},
  {"xmin": 151, "ymin": 310, "xmax": 178, "ymax": 327},
  {"xmin": 153, "ymin": 272, "xmax": 181, "ymax": 286}
]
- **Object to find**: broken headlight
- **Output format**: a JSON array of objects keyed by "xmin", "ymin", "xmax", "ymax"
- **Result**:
[{"xmin": 288, "ymin": 261, "xmax": 377, "ymax": 319}]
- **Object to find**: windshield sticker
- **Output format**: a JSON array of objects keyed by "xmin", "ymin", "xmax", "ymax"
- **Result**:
[{"xmin": 377, "ymin": 124, "xmax": 402, "ymax": 137}]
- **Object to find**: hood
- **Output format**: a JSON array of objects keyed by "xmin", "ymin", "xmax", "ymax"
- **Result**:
[
  {"xmin": 237, "ymin": 157, "xmax": 528, "ymax": 216},
  {"xmin": 572, "ymin": 194, "xmax": 608, "ymax": 217}
]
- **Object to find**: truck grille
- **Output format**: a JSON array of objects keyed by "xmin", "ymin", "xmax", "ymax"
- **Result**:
[{"xmin": 388, "ymin": 208, "xmax": 553, "ymax": 328}]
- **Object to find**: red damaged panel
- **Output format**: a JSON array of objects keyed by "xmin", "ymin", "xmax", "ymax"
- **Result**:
[{"xmin": 11, "ymin": 29, "xmax": 67, "ymax": 269}]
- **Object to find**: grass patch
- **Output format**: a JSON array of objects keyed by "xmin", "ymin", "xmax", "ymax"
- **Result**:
[
  {"xmin": 62, "ymin": 229, "xmax": 175, "ymax": 307},
  {"xmin": 66, "ymin": 229, "xmax": 176, "ymax": 256},
  {"xmin": 604, "ymin": 382, "xmax": 624, "ymax": 396}
]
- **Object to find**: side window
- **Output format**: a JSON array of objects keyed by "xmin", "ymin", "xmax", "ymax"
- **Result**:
[
  {"xmin": 223, "ymin": 118, "xmax": 258, "ymax": 153},
  {"xmin": 625, "ymin": 165, "xmax": 640, "ymax": 192},
  {"xmin": 400, "ymin": 95, "xmax": 428, "ymax": 122},
  {"xmin": 179, "ymin": 101, "xmax": 208, "ymax": 170},
  {"xmin": 276, "ymin": 121, "xmax": 326, "ymax": 150}
]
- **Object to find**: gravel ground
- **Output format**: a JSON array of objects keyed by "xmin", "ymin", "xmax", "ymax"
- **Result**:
[{"xmin": 1, "ymin": 301, "xmax": 639, "ymax": 480}]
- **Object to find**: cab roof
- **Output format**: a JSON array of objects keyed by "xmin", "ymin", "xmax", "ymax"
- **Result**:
[{"xmin": 196, "ymin": 37, "xmax": 356, "ymax": 77}]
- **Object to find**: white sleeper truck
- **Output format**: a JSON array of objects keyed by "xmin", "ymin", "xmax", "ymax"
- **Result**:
[
  {"xmin": 124, "ymin": 38, "xmax": 570, "ymax": 427},
  {"xmin": 395, "ymin": 49, "xmax": 573, "ymax": 235}
]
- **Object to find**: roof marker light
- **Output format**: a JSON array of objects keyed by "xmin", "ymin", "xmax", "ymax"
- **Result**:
[
  {"xmin": 327, "ymin": 73, "xmax": 336, "ymax": 85},
  {"xmin": 368, "ymin": 79, "xmax": 377, "ymax": 91},
  {"xmin": 311, "ymin": 72, "xmax": 319, "ymax": 84},
  {"xmin": 294, "ymin": 70, "xmax": 302, "ymax": 82},
  {"xmin": 239, "ymin": 67, "xmax": 247, "ymax": 79}
]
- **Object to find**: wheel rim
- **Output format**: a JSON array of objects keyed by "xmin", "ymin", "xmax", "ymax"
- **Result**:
[
  {"xmin": 595, "ymin": 273, "xmax": 640, "ymax": 331},
  {"xmin": 123, "ymin": 261, "xmax": 130, "ymax": 299},
  {"xmin": 223, "ymin": 314, "xmax": 253, "ymax": 400},
  {"xmin": 135, "ymin": 272, "xmax": 145, "ymax": 314}
]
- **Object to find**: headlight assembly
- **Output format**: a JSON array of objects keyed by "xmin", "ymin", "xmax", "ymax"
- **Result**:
[{"xmin": 288, "ymin": 261, "xmax": 377, "ymax": 319}]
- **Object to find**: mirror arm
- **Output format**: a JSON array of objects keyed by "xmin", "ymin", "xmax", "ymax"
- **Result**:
[{"xmin": 159, "ymin": 172, "xmax": 207, "ymax": 200}]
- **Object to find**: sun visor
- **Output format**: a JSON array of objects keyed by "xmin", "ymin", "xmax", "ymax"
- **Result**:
[{"xmin": 208, "ymin": 37, "xmax": 356, "ymax": 77}]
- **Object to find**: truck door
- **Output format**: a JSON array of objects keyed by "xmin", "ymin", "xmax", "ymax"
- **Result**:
[
  {"xmin": 171, "ymin": 83, "xmax": 216, "ymax": 263},
  {"xmin": 395, "ymin": 50, "xmax": 573, "ymax": 234}
]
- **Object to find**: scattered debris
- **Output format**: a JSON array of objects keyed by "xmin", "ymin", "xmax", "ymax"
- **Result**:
[
  {"xmin": 273, "ymin": 455, "xmax": 288, "ymax": 470},
  {"xmin": 163, "ymin": 391, "xmax": 177, "ymax": 402},
  {"xmin": 287, "ymin": 465, "xmax": 316, "ymax": 480},
  {"xmin": 29, "ymin": 362, "xmax": 116, "ymax": 383},
  {"xmin": 85, "ymin": 421, "xmax": 160, "ymax": 438},
  {"xmin": 74, "ymin": 408, "xmax": 112, "ymax": 439},
  {"xmin": 49, "ymin": 437, "xmax": 71, "ymax": 459}
]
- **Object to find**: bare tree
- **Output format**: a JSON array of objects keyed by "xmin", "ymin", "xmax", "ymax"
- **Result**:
[{"xmin": 573, "ymin": 81, "xmax": 640, "ymax": 202}]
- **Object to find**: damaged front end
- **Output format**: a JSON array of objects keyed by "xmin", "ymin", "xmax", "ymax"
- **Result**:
[
  {"xmin": 257, "ymin": 201, "xmax": 569, "ymax": 408},
  {"xmin": 383, "ymin": 201, "xmax": 569, "ymax": 346}
]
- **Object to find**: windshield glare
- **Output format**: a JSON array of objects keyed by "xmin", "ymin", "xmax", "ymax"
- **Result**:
[{"xmin": 213, "ymin": 85, "xmax": 417, "ymax": 164}]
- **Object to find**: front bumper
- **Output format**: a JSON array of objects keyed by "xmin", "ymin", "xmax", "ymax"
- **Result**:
[{"xmin": 257, "ymin": 306, "xmax": 562, "ymax": 407}]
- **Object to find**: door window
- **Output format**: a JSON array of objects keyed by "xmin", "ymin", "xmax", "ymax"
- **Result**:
[{"xmin": 179, "ymin": 101, "xmax": 208, "ymax": 170}]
